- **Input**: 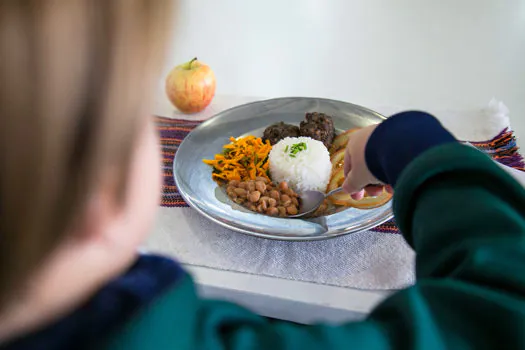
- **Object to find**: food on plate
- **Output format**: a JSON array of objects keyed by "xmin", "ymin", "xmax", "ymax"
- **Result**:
[
  {"xmin": 203, "ymin": 112, "xmax": 391, "ymax": 217},
  {"xmin": 326, "ymin": 167, "xmax": 392, "ymax": 208},
  {"xmin": 269, "ymin": 137, "xmax": 332, "ymax": 193},
  {"xmin": 330, "ymin": 148, "xmax": 345, "ymax": 171},
  {"xmin": 326, "ymin": 127, "xmax": 392, "ymax": 208},
  {"xmin": 226, "ymin": 179, "xmax": 300, "ymax": 217},
  {"xmin": 262, "ymin": 122, "xmax": 300, "ymax": 146},
  {"xmin": 262, "ymin": 112, "xmax": 335, "ymax": 147},
  {"xmin": 165, "ymin": 57, "xmax": 216, "ymax": 114},
  {"xmin": 330, "ymin": 189, "xmax": 392, "ymax": 208},
  {"xmin": 329, "ymin": 128, "xmax": 359, "ymax": 154},
  {"xmin": 299, "ymin": 112, "xmax": 335, "ymax": 148},
  {"xmin": 202, "ymin": 135, "xmax": 272, "ymax": 183}
]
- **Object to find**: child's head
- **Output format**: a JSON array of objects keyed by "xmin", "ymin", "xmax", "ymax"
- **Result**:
[{"xmin": 0, "ymin": 0, "xmax": 172, "ymax": 314}]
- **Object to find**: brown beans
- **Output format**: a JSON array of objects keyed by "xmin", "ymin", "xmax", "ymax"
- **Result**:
[
  {"xmin": 280, "ymin": 194, "xmax": 292, "ymax": 207},
  {"xmin": 269, "ymin": 190, "xmax": 280, "ymax": 200},
  {"xmin": 226, "ymin": 179, "xmax": 300, "ymax": 217},
  {"xmin": 248, "ymin": 191, "xmax": 261, "ymax": 203},
  {"xmin": 260, "ymin": 198, "xmax": 269, "ymax": 211},
  {"xmin": 285, "ymin": 189, "xmax": 295, "ymax": 197},
  {"xmin": 286, "ymin": 206, "xmax": 298, "ymax": 215},
  {"xmin": 266, "ymin": 207, "xmax": 279, "ymax": 216},
  {"xmin": 255, "ymin": 181, "xmax": 266, "ymax": 193},
  {"xmin": 234, "ymin": 188, "xmax": 247, "ymax": 197},
  {"xmin": 226, "ymin": 187, "xmax": 236, "ymax": 198},
  {"xmin": 255, "ymin": 176, "xmax": 269, "ymax": 184}
]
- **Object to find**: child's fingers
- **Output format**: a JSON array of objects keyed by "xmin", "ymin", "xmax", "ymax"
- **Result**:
[
  {"xmin": 342, "ymin": 171, "xmax": 364, "ymax": 195},
  {"xmin": 342, "ymin": 171, "xmax": 356, "ymax": 193},
  {"xmin": 365, "ymin": 185, "xmax": 384, "ymax": 197},
  {"xmin": 351, "ymin": 189, "xmax": 365, "ymax": 200}
]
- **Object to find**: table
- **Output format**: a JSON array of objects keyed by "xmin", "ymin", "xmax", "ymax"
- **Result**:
[{"xmin": 147, "ymin": 94, "xmax": 523, "ymax": 324}]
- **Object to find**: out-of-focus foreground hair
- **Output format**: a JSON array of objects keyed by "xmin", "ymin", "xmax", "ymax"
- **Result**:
[{"xmin": 0, "ymin": 0, "xmax": 173, "ymax": 304}]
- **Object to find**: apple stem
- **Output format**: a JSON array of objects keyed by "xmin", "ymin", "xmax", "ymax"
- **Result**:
[{"xmin": 188, "ymin": 57, "xmax": 198, "ymax": 69}]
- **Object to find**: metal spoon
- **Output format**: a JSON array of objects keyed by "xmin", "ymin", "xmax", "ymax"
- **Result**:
[{"xmin": 288, "ymin": 187, "xmax": 343, "ymax": 219}]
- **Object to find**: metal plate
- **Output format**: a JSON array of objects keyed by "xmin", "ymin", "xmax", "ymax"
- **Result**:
[{"xmin": 173, "ymin": 97, "xmax": 393, "ymax": 241}]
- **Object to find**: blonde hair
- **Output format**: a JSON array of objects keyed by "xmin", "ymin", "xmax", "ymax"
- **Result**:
[{"xmin": 0, "ymin": 0, "xmax": 173, "ymax": 303}]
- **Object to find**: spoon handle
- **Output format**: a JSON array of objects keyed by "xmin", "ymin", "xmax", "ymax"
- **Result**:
[{"xmin": 326, "ymin": 187, "xmax": 344, "ymax": 197}]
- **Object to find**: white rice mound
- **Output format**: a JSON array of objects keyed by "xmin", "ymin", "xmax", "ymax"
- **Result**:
[{"xmin": 269, "ymin": 137, "xmax": 332, "ymax": 193}]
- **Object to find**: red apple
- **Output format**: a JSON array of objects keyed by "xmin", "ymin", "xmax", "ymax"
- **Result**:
[{"xmin": 165, "ymin": 57, "xmax": 216, "ymax": 114}]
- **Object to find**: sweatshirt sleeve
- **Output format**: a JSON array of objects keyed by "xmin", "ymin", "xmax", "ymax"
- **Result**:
[
  {"xmin": 365, "ymin": 111, "xmax": 457, "ymax": 186},
  {"xmin": 193, "ymin": 143, "xmax": 525, "ymax": 350},
  {"xmin": 108, "ymin": 115, "xmax": 525, "ymax": 350}
]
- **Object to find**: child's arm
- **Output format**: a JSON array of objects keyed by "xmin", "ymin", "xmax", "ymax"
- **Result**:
[
  {"xmin": 191, "ymin": 140, "xmax": 525, "ymax": 349},
  {"xmin": 110, "ymin": 113, "xmax": 525, "ymax": 349},
  {"xmin": 364, "ymin": 112, "xmax": 525, "ymax": 282}
]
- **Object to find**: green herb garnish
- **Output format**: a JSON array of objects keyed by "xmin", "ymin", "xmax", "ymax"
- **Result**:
[{"xmin": 287, "ymin": 142, "xmax": 307, "ymax": 157}]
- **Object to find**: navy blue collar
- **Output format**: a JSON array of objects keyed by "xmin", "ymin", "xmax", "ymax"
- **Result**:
[{"xmin": 1, "ymin": 254, "xmax": 184, "ymax": 350}]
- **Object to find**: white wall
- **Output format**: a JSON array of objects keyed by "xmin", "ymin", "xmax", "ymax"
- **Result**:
[{"xmin": 161, "ymin": 0, "xmax": 525, "ymax": 143}]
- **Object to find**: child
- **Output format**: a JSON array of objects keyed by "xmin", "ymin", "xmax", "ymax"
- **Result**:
[{"xmin": 1, "ymin": 1, "xmax": 524, "ymax": 349}]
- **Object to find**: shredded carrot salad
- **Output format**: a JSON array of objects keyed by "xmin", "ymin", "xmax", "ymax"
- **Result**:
[{"xmin": 203, "ymin": 136, "xmax": 272, "ymax": 182}]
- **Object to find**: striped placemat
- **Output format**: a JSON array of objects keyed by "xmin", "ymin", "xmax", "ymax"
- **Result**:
[{"xmin": 157, "ymin": 116, "xmax": 524, "ymax": 234}]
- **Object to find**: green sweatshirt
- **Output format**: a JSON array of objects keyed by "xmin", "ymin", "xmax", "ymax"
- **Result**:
[{"xmin": 103, "ymin": 143, "xmax": 525, "ymax": 350}]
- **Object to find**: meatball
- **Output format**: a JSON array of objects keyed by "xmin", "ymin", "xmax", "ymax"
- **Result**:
[
  {"xmin": 262, "ymin": 122, "xmax": 300, "ymax": 146},
  {"xmin": 299, "ymin": 112, "xmax": 335, "ymax": 148}
]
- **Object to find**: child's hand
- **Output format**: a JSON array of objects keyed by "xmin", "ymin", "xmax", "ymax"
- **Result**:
[{"xmin": 342, "ymin": 125, "xmax": 393, "ymax": 199}]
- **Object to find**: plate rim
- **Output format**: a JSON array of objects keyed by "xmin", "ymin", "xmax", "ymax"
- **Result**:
[{"xmin": 173, "ymin": 96, "xmax": 393, "ymax": 241}]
